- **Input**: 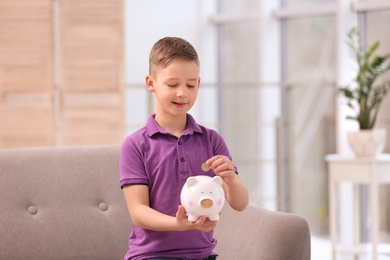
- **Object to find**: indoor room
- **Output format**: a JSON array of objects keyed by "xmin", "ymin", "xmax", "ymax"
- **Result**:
[{"xmin": 1, "ymin": 1, "xmax": 390, "ymax": 259}]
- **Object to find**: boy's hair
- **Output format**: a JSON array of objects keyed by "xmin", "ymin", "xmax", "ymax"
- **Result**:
[{"xmin": 149, "ymin": 37, "xmax": 199, "ymax": 76}]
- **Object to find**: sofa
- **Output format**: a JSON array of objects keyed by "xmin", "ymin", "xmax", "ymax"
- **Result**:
[{"xmin": 0, "ymin": 145, "xmax": 311, "ymax": 260}]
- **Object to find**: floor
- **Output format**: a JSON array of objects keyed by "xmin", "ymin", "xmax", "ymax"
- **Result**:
[
  {"xmin": 312, "ymin": 236, "xmax": 332, "ymax": 260},
  {"xmin": 311, "ymin": 237, "xmax": 390, "ymax": 260}
]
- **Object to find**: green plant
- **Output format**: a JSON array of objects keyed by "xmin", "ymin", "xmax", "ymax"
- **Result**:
[{"xmin": 340, "ymin": 27, "xmax": 390, "ymax": 129}]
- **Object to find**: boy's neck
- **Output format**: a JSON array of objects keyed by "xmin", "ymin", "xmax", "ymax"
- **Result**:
[{"xmin": 154, "ymin": 113, "xmax": 187, "ymax": 138}]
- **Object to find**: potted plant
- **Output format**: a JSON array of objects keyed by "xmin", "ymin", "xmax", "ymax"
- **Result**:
[{"xmin": 340, "ymin": 27, "xmax": 390, "ymax": 157}]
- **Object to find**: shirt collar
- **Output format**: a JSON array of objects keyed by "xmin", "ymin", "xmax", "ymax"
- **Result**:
[{"xmin": 146, "ymin": 114, "xmax": 203, "ymax": 137}]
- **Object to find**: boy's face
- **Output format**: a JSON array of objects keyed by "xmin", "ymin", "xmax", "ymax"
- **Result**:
[{"xmin": 146, "ymin": 60, "xmax": 200, "ymax": 118}]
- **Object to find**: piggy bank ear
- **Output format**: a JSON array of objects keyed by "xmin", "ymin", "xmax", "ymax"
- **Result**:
[
  {"xmin": 186, "ymin": 176, "xmax": 199, "ymax": 188},
  {"xmin": 212, "ymin": 176, "xmax": 223, "ymax": 186}
]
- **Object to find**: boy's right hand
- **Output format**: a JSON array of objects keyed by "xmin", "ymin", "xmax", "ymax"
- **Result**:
[{"xmin": 176, "ymin": 205, "xmax": 217, "ymax": 232}]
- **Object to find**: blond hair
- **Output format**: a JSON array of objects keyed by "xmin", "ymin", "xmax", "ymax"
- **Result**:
[{"xmin": 149, "ymin": 37, "xmax": 199, "ymax": 76}]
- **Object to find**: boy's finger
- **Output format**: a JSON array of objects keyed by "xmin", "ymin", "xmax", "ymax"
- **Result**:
[
  {"xmin": 194, "ymin": 216, "xmax": 206, "ymax": 225},
  {"xmin": 176, "ymin": 205, "xmax": 186, "ymax": 218}
]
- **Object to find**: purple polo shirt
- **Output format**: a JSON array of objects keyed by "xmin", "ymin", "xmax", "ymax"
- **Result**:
[{"xmin": 120, "ymin": 114, "xmax": 236, "ymax": 260}]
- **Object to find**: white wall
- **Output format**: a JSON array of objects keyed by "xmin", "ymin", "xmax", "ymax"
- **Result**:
[
  {"xmin": 124, "ymin": 0, "xmax": 219, "ymax": 133},
  {"xmin": 125, "ymin": 0, "xmax": 217, "ymax": 84}
]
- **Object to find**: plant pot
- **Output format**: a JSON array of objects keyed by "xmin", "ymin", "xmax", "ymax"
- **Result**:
[{"xmin": 347, "ymin": 128, "xmax": 387, "ymax": 157}]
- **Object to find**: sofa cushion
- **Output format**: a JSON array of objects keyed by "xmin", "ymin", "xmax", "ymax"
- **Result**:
[{"xmin": 0, "ymin": 145, "xmax": 131, "ymax": 260}]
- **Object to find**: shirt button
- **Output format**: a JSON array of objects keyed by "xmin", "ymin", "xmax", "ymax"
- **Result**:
[
  {"xmin": 178, "ymin": 141, "xmax": 182, "ymax": 145},
  {"xmin": 180, "ymin": 157, "xmax": 185, "ymax": 162}
]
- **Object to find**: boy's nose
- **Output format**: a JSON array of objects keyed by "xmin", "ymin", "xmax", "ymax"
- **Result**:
[{"xmin": 176, "ymin": 87, "xmax": 188, "ymax": 97}]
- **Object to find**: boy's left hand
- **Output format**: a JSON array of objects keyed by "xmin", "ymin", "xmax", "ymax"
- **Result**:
[
  {"xmin": 205, "ymin": 155, "xmax": 237, "ymax": 185},
  {"xmin": 176, "ymin": 205, "xmax": 217, "ymax": 232}
]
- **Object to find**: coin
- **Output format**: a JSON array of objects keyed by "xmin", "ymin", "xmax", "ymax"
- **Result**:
[{"xmin": 201, "ymin": 163, "xmax": 210, "ymax": 172}]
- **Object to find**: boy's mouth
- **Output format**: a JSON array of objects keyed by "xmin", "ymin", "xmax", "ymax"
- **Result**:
[{"xmin": 173, "ymin": 101, "xmax": 186, "ymax": 106}]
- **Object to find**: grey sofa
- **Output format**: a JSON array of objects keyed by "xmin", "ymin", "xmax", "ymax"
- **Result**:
[{"xmin": 0, "ymin": 145, "xmax": 311, "ymax": 260}]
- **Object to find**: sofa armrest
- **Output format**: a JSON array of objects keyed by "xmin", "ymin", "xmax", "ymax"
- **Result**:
[{"xmin": 214, "ymin": 203, "xmax": 311, "ymax": 260}]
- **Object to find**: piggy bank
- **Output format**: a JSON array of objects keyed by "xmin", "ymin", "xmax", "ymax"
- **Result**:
[{"xmin": 180, "ymin": 175, "xmax": 225, "ymax": 221}]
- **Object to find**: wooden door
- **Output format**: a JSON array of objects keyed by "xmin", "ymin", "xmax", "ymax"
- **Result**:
[
  {"xmin": 0, "ymin": 0, "xmax": 55, "ymax": 148},
  {"xmin": 0, "ymin": 0, "xmax": 124, "ymax": 148},
  {"xmin": 58, "ymin": 0, "xmax": 125, "ymax": 145}
]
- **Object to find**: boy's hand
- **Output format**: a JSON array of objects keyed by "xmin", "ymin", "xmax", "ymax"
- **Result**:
[
  {"xmin": 176, "ymin": 205, "xmax": 217, "ymax": 232},
  {"xmin": 205, "ymin": 155, "xmax": 249, "ymax": 212},
  {"xmin": 205, "ymin": 155, "xmax": 238, "ymax": 185}
]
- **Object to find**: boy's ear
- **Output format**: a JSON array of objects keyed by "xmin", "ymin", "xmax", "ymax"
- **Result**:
[{"xmin": 145, "ymin": 75, "xmax": 155, "ymax": 92}]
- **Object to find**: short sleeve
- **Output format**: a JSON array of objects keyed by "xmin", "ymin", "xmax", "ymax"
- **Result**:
[{"xmin": 119, "ymin": 134, "xmax": 149, "ymax": 188}]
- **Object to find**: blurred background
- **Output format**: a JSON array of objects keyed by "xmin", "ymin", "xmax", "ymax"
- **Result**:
[{"xmin": 1, "ymin": 0, "xmax": 390, "ymax": 258}]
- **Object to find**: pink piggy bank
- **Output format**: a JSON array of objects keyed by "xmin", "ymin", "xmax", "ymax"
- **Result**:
[{"xmin": 180, "ymin": 175, "xmax": 225, "ymax": 221}]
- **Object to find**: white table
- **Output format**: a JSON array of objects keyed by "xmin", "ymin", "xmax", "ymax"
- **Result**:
[{"xmin": 326, "ymin": 154, "xmax": 390, "ymax": 260}]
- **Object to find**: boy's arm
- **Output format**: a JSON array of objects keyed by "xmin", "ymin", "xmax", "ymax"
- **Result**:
[
  {"xmin": 122, "ymin": 184, "xmax": 217, "ymax": 232},
  {"xmin": 206, "ymin": 155, "xmax": 249, "ymax": 211},
  {"xmin": 222, "ymin": 175, "xmax": 249, "ymax": 212}
]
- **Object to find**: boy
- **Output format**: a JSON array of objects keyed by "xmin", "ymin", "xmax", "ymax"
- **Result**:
[{"xmin": 120, "ymin": 37, "xmax": 248, "ymax": 260}]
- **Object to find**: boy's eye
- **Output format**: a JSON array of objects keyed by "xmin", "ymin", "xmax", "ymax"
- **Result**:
[
  {"xmin": 168, "ymin": 84, "xmax": 177, "ymax": 87},
  {"xmin": 187, "ymin": 85, "xmax": 195, "ymax": 88}
]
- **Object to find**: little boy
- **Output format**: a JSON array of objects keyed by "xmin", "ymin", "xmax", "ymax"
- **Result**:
[{"xmin": 120, "ymin": 37, "xmax": 248, "ymax": 260}]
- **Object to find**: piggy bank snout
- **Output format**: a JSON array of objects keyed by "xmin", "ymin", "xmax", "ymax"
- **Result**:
[{"xmin": 200, "ymin": 198, "xmax": 213, "ymax": 208}]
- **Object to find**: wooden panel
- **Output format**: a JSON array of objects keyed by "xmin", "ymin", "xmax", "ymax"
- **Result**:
[
  {"xmin": 59, "ymin": 0, "xmax": 125, "ymax": 145},
  {"xmin": 1, "ymin": 105, "xmax": 54, "ymax": 148},
  {"xmin": 0, "ymin": 1, "xmax": 53, "ymax": 93},
  {"xmin": 0, "ymin": 0, "xmax": 54, "ymax": 148},
  {"xmin": 63, "ymin": 93, "xmax": 122, "ymax": 107},
  {"xmin": 0, "ymin": 0, "xmax": 124, "ymax": 148},
  {"xmin": 59, "ymin": 0, "xmax": 123, "ymax": 93},
  {"xmin": 61, "ymin": 107, "xmax": 123, "ymax": 145},
  {"xmin": 0, "ymin": 94, "xmax": 53, "ymax": 148},
  {"xmin": 60, "ymin": 93, "xmax": 124, "ymax": 144}
]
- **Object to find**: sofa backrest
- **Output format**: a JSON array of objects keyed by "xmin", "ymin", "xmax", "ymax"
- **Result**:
[{"xmin": 0, "ymin": 145, "xmax": 130, "ymax": 260}]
